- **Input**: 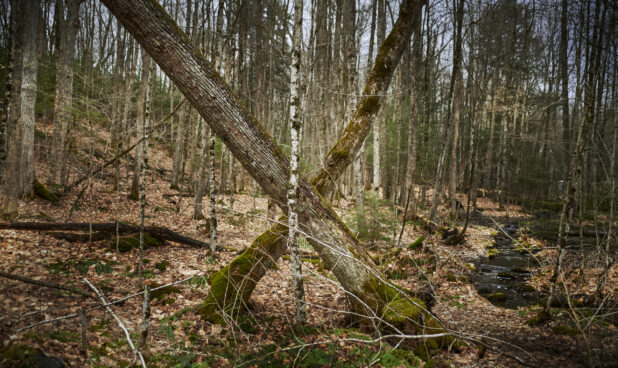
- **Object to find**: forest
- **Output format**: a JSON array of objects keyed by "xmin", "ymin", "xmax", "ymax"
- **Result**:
[{"xmin": 0, "ymin": 0, "xmax": 616, "ymax": 367}]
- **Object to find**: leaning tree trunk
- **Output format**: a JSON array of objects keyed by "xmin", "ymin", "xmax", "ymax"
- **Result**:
[
  {"xmin": 102, "ymin": 0, "xmax": 446, "ymax": 344},
  {"xmin": 188, "ymin": 0, "xmax": 432, "ymax": 330},
  {"xmin": 49, "ymin": 0, "xmax": 81, "ymax": 185}
]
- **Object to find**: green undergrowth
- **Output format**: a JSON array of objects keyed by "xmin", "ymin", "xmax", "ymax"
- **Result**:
[
  {"xmin": 238, "ymin": 341, "xmax": 424, "ymax": 368},
  {"xmin": 151, "ymin": 326, "xmax": 426, "ymax": 368},
  {"xmin": 46, "ymin": 257, "xmax": 115, "ymax": 276},
  {"xmin": 346, "ymin": 192, "xmax": 399, "ymax": 247}
]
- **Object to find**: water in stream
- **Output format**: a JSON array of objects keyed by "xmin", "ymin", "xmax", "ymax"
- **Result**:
[{"xmin": 473, "ymin": 223, "xmax": 544, "ymax": 308}]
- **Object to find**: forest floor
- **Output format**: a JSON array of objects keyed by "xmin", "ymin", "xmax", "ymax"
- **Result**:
[{"xmin": 0, "ymin": 121, "xmax": 616, "ymax": 368}]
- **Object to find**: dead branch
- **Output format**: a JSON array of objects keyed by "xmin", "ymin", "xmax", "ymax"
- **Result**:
[
  {"xmin": 0, "ymin": 270, "xmax": 95, "ymax": 299},
  {"xmin": 14, "ymin": 274, "xmax": 200, "ymax": 333},
  {"xmin": 84, "ymin": 278, "xmax": 147, "ymax": 368},
  {"xmin": 0, "ymin": 221, "xmax": 209, "ymax": 248}
]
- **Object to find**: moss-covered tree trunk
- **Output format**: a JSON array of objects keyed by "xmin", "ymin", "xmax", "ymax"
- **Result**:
[
  {"xmin": 102, "ymin": 0, "xmax": 446, "ymax": 343},
  {"xmin": 198, "ymin": 0, "xmax": 428, "ymax": 323}
]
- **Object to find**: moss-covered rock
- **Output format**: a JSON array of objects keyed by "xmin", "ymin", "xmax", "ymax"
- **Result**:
[
  {"xmin": 1, "ymin": 345, "xmax": 64, "ymax": 368},
  {"xmin": 445, "ymin": 272, "xmax": 457, "ymax": 282},
  {"xmin": 32, "ymin": 179, "xmax": 59, "ymax": 202},
  {"xmin": 552, "ymin": 324, "xmax": 580, "ymax": 336},
  {"xmin": 110, "ymin": 232, "xmax": 161, "ymax": 252},
  {"xmin": 155, "ymin": 260, "xmax": 170, "ymax": 272},
  {"xmin": 487, "ymin": 292, "xmax": 506, "ymax": 302},
  {"xmin": 527, "ymin": 310, "xmax": 550, "ymax": 326},
  {"xmin": 487, "ymin": 248, "xmax": 499, "ymax": 258},
  {"xmin": 408, "ymin": 236, "xmax": 424, "ymax": 250},
  {"xmin": 521, "ymin": 284, "xmax": 535, "ymax": 293},
  {"xmin": 150, "ymin": 283, "xmax": 181, "ymax": 300}
]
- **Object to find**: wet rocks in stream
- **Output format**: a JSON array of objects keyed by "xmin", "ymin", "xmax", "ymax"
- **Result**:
[{"xmin": 473, "ymin": 223, "xmax": 543, "ymax": 308}]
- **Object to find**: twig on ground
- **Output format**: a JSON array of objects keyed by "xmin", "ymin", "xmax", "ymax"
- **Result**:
[
  {"xmin": 84, "ymin": 277, "xmax": 146, "ymax": 368},
  {"xmin": 14, "ymin": 274, "xmax": 201, "ymax": 333}
]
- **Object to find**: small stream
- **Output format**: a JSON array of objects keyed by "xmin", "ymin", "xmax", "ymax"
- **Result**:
[{"xmin": 473, "ymin": 223, "xmax": 544, "ymax": 308}]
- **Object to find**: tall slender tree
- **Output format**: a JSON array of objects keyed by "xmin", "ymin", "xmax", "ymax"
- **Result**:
[
  {"xmin": 0, "ymin": 0, "xmax": 39, "ymax": 216},
  {"xmin": 49, "ymin": 0, "xmax": 82, "ymax": 185}
]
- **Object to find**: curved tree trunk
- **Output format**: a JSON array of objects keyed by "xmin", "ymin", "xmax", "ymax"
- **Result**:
[{"xmin": 102, "ymin": 0, "xmax": 445, "ymax": 343}]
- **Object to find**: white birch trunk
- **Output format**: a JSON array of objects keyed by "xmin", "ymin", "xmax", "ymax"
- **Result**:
[{"xmin": 288, "ymin": 0, "xmax": 306, "ymax": 325}]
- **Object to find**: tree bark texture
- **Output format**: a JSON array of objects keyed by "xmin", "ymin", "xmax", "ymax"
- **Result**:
[
  {"xmin": 180, "ymin": 0, "xmax": 439, "ymax": 337},
  {"xmin": 0, "ymin": 0, "xmax": 39, "ymax": 216},
  {"xmin": 100, "ymin": 0, "xmax": 444, "ymax": 339},
  {"xmin": 288, "ymin": 0, "xmax": 306, "ymax": 325}
]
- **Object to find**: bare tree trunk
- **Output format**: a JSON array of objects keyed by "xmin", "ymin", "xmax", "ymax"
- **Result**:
[
  {"xmin": 372, "ymin": 0, "xmax": 386, "ymax": 196},
  {"xmin": 130, "ymin": 52, "xmax": 151, "ymax": 201},
  {"xmin": 120, "ymin": 37, "xmax": 137, "ymax": 182},
  {"xmin": 111, "ymin": 23, "xmax": 125, "ymax": 190},
  {"xmin": 1, "ymin": 0, "xmax": 39, "ymax": 216},
  {"xmin": 193, "ymin": 118, "xmax": 208, "ymax": 219},
  {"xmin": 399, "ymin": 15, "xmax": 422, "ymax": 213},
  {"xmin": 138, "ymin": 60, "xmax": 152, "ymax": 287},
  {"xmin": 430, "ymin": 0, "xmax": 463, "ymax": 222},
  {"xmin": 484, "ymin": 91, "xmax": 496, "ymax": 189},
  {"xmin": 208, "ymin": 127, "xmax": 217, "ymax": 254},
  {"xmin": 559, "ymin": 0, "xmax": 570, "ymax": 167},
  {"xmin": 449, "ymin": 0, "xmax": 464, "ymax": 216},
  {"xmin": 0, "ymin": 0, "xmax": 22, "ymax": 186},
  {"xmin": 287, "ymin": 0, "xmax": 306, "ymax": 325},
  {"xmin": 49, "ymin": 0, "xmax": 81, "ymax": 185},
  {"xmin": 545, "ymin": 1, "xmax": 604, "ymax": 316}
]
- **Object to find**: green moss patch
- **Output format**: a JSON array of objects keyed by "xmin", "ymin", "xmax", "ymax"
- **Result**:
[
  {"xmin": 408, "ymin": 236, "xmax": 424, "ymax": 250},
  {"xmin": 150, "ymin": 282, "xmax": 182, "ymax": 300},
  {"xmin": 110, "ymin": 232, "xmax": 161, "ymax": 252},
  {"xmin": 527, "ymin": 310, "xmax": 550, "ymax": 326},
  {"xmin": 155, "ymin": 260, "xmax": 170, "ymax": 272},
  {"xmin": 487, "ymin": 292, "xmax": 506, "ymax": 302},
  {"xmin": 199, "ymin": 225, "xmax": 285, "ymax": 323},
  {"xmin": 47, "ymin": 330, "xmax": 79, "ymax": 343},
  {"xmin": 552, "ymin": 324, "xmax": 580, "ymax": 336},
  {"xmin": 1, "ymin": 345, "xmax": 63, "ymax": 368},
  {"xmin": 32, "ymin": 179, "xmax": 59, "ymax": 202}
]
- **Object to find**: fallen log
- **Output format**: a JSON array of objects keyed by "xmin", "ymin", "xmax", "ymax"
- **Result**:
[
  {"xmin": 413, "ymin": 215, "xmax": 459, "ymax": 239},
  {"xmin": 44, "ymin": 231, "xmax": 114, "ymax": 242},
  {"xmin": 0, "ymin": 222, "xmax": 209, "ymax": 248}
]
